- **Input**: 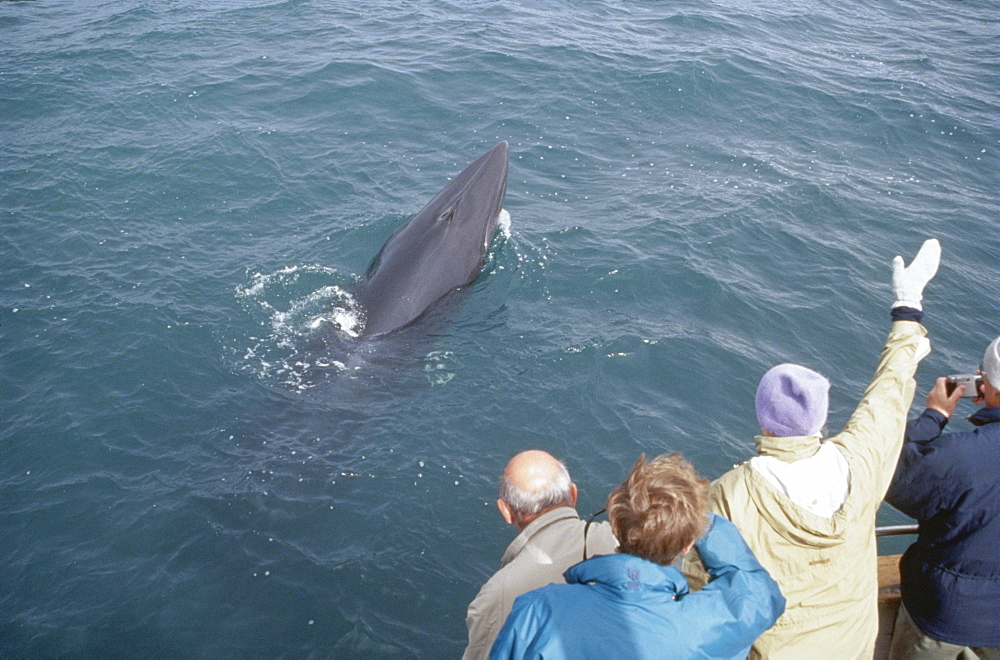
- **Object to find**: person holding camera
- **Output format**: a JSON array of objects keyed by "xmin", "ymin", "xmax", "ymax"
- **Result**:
[
  {"xmin": 682, "ymin": 238, "xmax": 940, "ymax": 659},
  {"xmin": 885, "ymin": 336, "xmax": 1000, "ymax": 658}
]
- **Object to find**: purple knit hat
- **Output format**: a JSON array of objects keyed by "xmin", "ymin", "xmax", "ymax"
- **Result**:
[{"xmin": 755, "ymin": 363, "xmax": 830, "ymax": 437}]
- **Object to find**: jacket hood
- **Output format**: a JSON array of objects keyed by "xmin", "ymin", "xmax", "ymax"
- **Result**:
[
  {"xmin": 968, "ymin": 406, "xmax": 1000, "ymax": 427},
  {"xmin": 563, "ymin": 553, "xmax": 688, "ymax": 598},
  {"xmin": 754, "ymin": 433, "xmax": 822, "ymax": 462},
  {"xmin": 741, "ymin": 463, "xmax": 850, "ymax": 549}
]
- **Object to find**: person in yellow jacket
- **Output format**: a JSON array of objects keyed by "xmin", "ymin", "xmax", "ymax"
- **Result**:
[{"xmin": 683, "ymin": 238, "xmax": 940, "ymax": 659}]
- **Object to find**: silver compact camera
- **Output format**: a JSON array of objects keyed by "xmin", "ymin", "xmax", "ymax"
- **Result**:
[{"xmin": 945, "ymin": 374, "xmax": 983, "ymax": 398}]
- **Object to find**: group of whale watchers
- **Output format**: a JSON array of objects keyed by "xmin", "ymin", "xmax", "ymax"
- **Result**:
[{"xmin": 462, "ymin": 239, "xmax": 1000, "ymax": 660}]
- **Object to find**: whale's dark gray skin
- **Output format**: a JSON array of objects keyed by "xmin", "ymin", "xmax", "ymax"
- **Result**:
[{"xmin": 355, "ymin": 141, "xmax": 509, "ymax": 338}]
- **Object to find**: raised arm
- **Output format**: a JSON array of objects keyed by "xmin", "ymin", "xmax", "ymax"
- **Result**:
[
  {"xmin": 885, "ymin": 378, "xmax": 965, "ymax": 521},
  {"xmin": 831, "ymin": 239, "xmax": 939, "ymax": 504},
  {"xmin": 695, "ymin": 514, "xmax": 786, "ymax": 648}
]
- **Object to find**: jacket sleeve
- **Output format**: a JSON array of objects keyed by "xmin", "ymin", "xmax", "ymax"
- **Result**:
[
  {"xmin": 488, "ymin": 593, "xmax": 548, "ymax": 660},
  {"xmin": 681, "ymin": 478, "xmax": 738, "ymax": 592},
  {"xmin": 829, "ymin": 320, "xmax": 927, "ymax": 510},
  {"xmin": 905, "ymin": 408, "xmax": 948, "ymax": 444},
  {"xmin": 885, "ymin": 411, "xmax": 958, "ymax": 521},
  {"xmin": 694, "ymin": 514, "xmax": 786, "ymax": 648}
]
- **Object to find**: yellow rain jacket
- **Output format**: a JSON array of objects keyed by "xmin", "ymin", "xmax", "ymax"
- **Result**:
[{"xmin": 685, "ymin": 320, "xmax": 927, "ymax": 659}]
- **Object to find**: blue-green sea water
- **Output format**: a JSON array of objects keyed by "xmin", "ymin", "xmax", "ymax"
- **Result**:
[{"xmin": 2, "ymin": 0, "xmax": 998, "ymax": 656}]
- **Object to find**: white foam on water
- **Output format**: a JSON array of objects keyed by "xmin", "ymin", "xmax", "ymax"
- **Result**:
[
  {"xmin": 235, "ymin": 265, "xmax": 364, "ymax": 389},
  {"xmin": 424, "ymin": 350, "xmax": 456, "ymax": 386},
  {"xmin": 496, "ymin": 208, "xmax": 511, "ymax": 239}
]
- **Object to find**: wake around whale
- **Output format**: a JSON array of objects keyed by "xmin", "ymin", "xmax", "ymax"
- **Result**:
[{"xmin": 355, "ymin": 141, "xmax": 509, "ymax": 338}]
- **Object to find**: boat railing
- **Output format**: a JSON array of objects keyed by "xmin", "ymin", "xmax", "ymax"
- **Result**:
[
  {"xmin": 875, "ymin": 524, "xmax": 918, "ymax": 537},
  {"xmin": 874, "ymin": 524, "xmax": 918, "ymax": 658}
]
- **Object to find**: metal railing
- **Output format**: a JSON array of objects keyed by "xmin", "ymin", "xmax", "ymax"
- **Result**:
[{"xmin": 875, "ymin": 524, "xmax": 918, "ymax": 537}]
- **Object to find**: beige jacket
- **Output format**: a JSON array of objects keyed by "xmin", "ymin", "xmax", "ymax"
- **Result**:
[
  {"xmin": 463, "ymin": 506, "xmax": 618, "ymax": 660},
  {"xmin": 685, "ymin": 320, "xmax": 927, "ymax": 659}
]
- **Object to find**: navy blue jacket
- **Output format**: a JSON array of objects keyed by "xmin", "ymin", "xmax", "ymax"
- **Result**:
[
  {"xmin": 886, "ymin": 406, "xmax": 1000, "ymax": 647},
  {"xmin": 488, "ymin": 514, "xmax": 785, "ymax": 660}
]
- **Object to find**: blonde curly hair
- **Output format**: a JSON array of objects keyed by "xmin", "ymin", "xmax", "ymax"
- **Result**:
[{"xmin": 606, "ymin": 453, "xmax": 709, "ymax": 566}]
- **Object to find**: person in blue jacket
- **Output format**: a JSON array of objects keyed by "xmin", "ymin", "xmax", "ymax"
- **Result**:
[
  {"xmin": 489, "ymin": 453, "xmax": 785, "ymax": 660},
  {"xmin": 886, "ymin": 336, "xmax": 1000, "ymax": 658}
]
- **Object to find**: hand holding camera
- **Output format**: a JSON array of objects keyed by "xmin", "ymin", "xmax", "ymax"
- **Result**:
[
  {"xmin": 926, "ymin": 376, "xmax": 973, "ymax": 419},
  {"xmin": 927, "ymin": 338, "xmax": 1000, "ymax": 418}
]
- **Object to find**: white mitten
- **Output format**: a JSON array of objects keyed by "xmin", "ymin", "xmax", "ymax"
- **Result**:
[{"xmin": 892, "ymin": 238, "xmax": 941, "ymax": 310}]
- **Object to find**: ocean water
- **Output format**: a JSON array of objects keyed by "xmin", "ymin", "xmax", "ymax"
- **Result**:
[{"xmin": 1, "ymin": 0, "xmax": 997, "ymax": 656}]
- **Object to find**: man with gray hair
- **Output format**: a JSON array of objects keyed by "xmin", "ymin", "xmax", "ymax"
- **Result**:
[{"xmin": 462, "ymin": 450, "xmax": 617, "ymax": 660}]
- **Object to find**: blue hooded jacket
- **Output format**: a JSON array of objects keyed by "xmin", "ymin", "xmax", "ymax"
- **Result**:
[
  {"xmin": 886, "ymin": 406, "xmax": 1000, "ymax": 647},
  {"xmin": 489, "ymin": 514, "xmax": 784, "ymax": 660}
]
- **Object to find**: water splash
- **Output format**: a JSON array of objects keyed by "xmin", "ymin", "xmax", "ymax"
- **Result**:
[
  {"xmin": 235, "ymin": 265, "xmax": 363, "ymax": 390},
  {"xmin": 496, "ymin": 208, "xmax": 512, "ymax": 240}
]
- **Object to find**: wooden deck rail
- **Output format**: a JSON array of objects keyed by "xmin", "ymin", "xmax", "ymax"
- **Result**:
[{"xmin": 874, "ymin": 525, "xmax": 916, "ymax": 658}]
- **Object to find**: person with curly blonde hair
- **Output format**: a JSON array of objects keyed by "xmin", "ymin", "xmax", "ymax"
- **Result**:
[{"xmin": 489, "ymin": 454, "xmax": 785, "ymax": 660}]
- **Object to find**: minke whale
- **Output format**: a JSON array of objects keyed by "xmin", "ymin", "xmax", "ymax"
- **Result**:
[{"xmin": 355, "ymin": 141, "xmax": 509, "ymax": 338}]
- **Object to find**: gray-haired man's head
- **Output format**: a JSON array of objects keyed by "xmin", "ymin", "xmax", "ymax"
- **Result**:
[{"xmin": 497, "ymin": 450, "xmax": 577, "ymax": 530}]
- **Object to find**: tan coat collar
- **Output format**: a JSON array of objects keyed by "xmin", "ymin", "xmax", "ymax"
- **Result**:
[
  {"xmin": 501, "ymin": 506, "xmax": 579, "ymax": 567},
  {"xmin": 755, "ymin": 433, "xmax": 822, "ymax": 462}
]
